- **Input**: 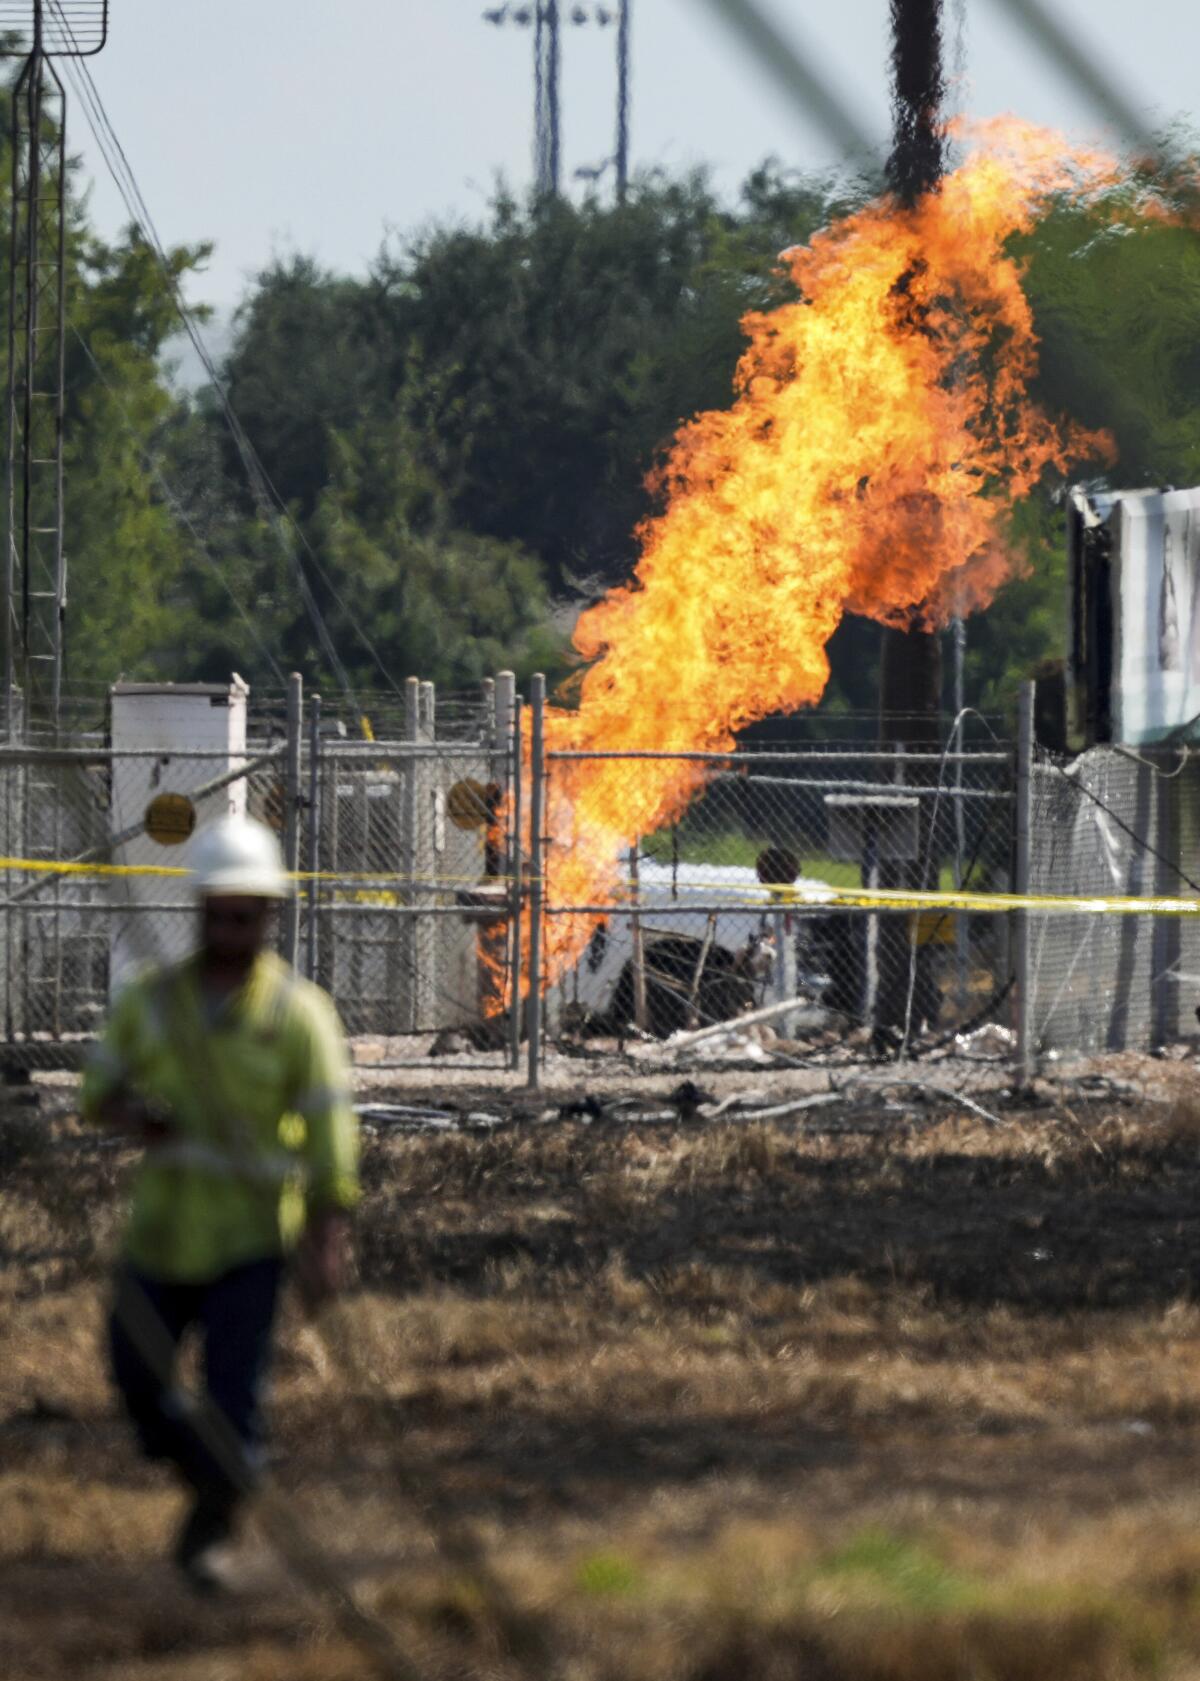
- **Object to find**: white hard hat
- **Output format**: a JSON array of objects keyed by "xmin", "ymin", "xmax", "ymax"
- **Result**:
[{"xmin": 190, "ymin": 815, "xmax": 290, "ymax": 900}]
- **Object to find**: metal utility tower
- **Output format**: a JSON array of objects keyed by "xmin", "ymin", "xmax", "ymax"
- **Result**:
[{"xmin": 1, "ymin": 1, "xmax": 108, "ymax": 737}]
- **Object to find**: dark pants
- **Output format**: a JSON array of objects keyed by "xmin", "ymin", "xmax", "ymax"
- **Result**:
[{"xmin": 109, "ymin": 1257, "xmax": 283, "ymax": 1505}]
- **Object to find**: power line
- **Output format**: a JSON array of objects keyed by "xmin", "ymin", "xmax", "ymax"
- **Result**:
[
  {"xmin": 45, "ymin": 2, "xmax": 405, "ymax": 721},
  {"xmin": 987, "ymin": 0, "xmax": 1164, "ymax": 165},
  {"xmin": 68, "ymin": 322, "xmax": 289, "ymax": 686},
  {"xmin": 42, "ymin": 17, "xmax": 357, "ymax": 707},
  {"xmin": 49, "ymin": 35, "xmax": 362, "ymax": 706},
  {"xmin": 689, "ymin": 0, "xmax": 878, "ymax": 163}
]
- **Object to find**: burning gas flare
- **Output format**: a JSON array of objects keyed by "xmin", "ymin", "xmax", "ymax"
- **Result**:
[{"xmin": 530, "ymin": 121, "xmax": 1127, "ymax": 985}]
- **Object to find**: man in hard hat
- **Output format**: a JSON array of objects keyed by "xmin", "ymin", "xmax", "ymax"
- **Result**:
[{"xmin": 82, "ymin": 814, "xmax": 359, "ymax": 1592}]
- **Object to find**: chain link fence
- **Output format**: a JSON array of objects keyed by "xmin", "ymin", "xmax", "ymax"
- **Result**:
[
  {"xmin": 536, "ymin": 735, "xmax": 1016, "ymax": 1063},
  {"xmin": 0, "ymin": 742, "xmax": 288, "ymax": 1054},
  {"xmin": 9, "ymin": 673, "xmax": 1200, "ymax": 1083},
  {"xmin": 0, "ymin": 677, "xmax": 514, "ymax": 1068},
  {"xmin": 1025, "ymin": 740, "xmax": 1200, "ymax": 1057},
  {"xmin": 310, "ymin": 738, "xmax": 506, "ymax": 1044}
]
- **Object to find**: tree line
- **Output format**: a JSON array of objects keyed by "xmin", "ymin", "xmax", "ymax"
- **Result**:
[{"xmin": 7, "ymin": 99, "xmax": 1200, "ymax": 727}]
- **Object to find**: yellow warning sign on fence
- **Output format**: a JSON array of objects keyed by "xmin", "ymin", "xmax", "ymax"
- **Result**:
[
  {"xmin": 446, "ymin": 778, "xmax": 492, "ymax": 831},
  {"xmin": 143, "ymin": 793, "xmax": 196, "ymax": 847},
  {"xmin": 912, "ymin": 908, "xmax": 959, "ymax": 946}
]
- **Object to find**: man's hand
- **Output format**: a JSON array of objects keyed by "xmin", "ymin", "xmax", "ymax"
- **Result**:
[
  {"xmin": 294, "ymin": 1208, "xmax": 351, "ymax": 1314},
  {"xmin": 96, "ymin": 1091, "xmax": 172, "ymax": 1148}
]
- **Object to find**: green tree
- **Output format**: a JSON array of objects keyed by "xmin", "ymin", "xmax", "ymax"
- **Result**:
[
  {"xmin": 962, "ymin": 163, "xmax": 1200, "ymax": 712},
  {"xmin": 313, "ymin": 417, "xmax": 560, "ymax": 689},
  {"xmin": 62, "ymin": 227, "xmax": 212, "ymax": 689},
  {"xmin": 220, "ymin": 255, "xmax": 377, "ymax": 517},
  {"xmin": 0, "ymin": 70, "xmax": 214, "ymax": 699},
  {"xmin": 372, "ymin": 167, "xmax": 851, "ymax": 597}
]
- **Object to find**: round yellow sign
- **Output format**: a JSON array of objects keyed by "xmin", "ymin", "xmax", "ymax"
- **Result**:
[
  {"xmin": 755, "ymin": 845, "xmax": 800, "ymax": 886},
  {"xmin": 144, "ymin": 791, "xmax": 197, "ymax": 847},
  {"xmin": 446, "ymin": 778, "xmax": 492, "ymax": 832}
]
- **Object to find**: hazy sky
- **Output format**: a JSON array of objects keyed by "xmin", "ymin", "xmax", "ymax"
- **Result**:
[{"xmin": 63, "ymin": 0, "xmax": 1197, "ymax": 311}]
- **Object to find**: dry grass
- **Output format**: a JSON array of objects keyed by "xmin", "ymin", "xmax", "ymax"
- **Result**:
[{"xmin": 7, "ymin": 1087, "xmax": 1200, "ymax": 1677}]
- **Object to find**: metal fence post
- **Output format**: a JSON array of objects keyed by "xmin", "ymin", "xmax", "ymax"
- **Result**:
[
  {"xmin": 401, "ymin": 676, "xmax": 420, "ymax": 1033},
  {"xmin": 509, "ymin": 692, "xmax": 523, "ymax": 1072},
  {"xmin": 283, "ymin": 672, "xmax": 303, "ymax": 967},
  {"xmin": 526, "ymin": 674, "xmax": 546, "ymax": 1089},
  {"xmin": 1015, "ymin": 679, "xmax": 1036, "ymax": 1086},
  {"xmin": 305, "ymin": 693, "xmax": 322, "ymax": 982},
  {"xmin": 629, "ymin": 842, "xmax": 647, "ymax": 1032},
  {"xmin": 493, "ymin": 672, "xmax": 521, "ymax": 1069}
]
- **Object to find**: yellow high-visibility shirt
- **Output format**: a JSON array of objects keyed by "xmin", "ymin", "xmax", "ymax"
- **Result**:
[{"xmin": 81, "ymin": 950, "xmax": 360, "ymax": 1283}]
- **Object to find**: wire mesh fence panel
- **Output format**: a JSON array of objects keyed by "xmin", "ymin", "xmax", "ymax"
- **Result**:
[
  {"xmin": 307, "ymin": 739, "xmax": 510, "ymax": 1050},
  {"xmin": 0, "ymin": 674, "xmax": 519, "ymax": 1068},
  {"xmin": 0, "ymin": 745, "xmax": 288, "ymax": 1062},
  {"xmin": 1027, "ymin": 744, "xmax": 1200, "ymax": 1055},
  {"xmin": 539, "ymin": 743, "xmax": 1015, "ymax": 1057},
  {"xmin": 0, "ymin": 756, "xmax": 111, "ymax": 1046}
]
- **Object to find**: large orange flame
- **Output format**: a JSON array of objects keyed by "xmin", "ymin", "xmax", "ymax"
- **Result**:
[{"xmin": 530, "ymin": 121, "xmax": 1124, "ymax": 986}]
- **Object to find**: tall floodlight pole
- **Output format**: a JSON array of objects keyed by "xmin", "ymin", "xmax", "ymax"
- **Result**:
[
  {"xmin": 543, "ymin": 0, "xmax": 560, "ymax": 193},
  {"xmin": 1, "ymin": 0, "xmax": 108, "ymax": 739},
  {"xmin": 533, "ymin": 3, "xmax": 546, "ymax": 187},
  {"xmin": 483, "ymin": 5, "xmax": 624, "ymax": 201}
]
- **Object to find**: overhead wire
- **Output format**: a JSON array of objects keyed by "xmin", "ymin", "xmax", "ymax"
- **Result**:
[
  {"xmin": 46, "ymin": 1, "xmax": 402, "ymax": 721},
  {"xmin": 689, "ymin": 0, "xmax": 879, "ymax": 164},
  {"xmin": 49, "ymin": 34, "xmax": 358, "ymax": 711},
  {"xmin": 67, "ymin": 323, "xmax": 288, "ymax": 687},
  {"xmin": 986, "ymin": 0, "xmax": 1166, "ymax": 166}
]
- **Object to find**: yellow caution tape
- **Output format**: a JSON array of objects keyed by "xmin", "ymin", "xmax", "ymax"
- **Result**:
[
  {"xmin": 0, "ymin": 856, "xmax": 191, "ymax": 878},
  {"xmin": 0, "ymin": 856, "xmax": 509, "ymax": 887},
  {"xmin": 665, "ymin": 882, "xmax": 1200, "ymax": 915},
  {"xmin": 0, "ymin": 854, "xmax": 1197, "ymax": 916}
]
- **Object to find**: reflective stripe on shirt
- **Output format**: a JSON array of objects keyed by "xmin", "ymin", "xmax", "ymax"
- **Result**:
[
  {"xmin": 150, "ymin": 1137, "xmax": 301, "ymax": 1186},
  {"xmin": 294, "ymin": 1084, "xmax": 351, "ymax": 1118}
]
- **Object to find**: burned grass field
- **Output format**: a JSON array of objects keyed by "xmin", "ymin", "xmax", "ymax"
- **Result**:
[{"xmin": 7, "ymin": 1077, "xmax": 1200, "ymax": 1678}]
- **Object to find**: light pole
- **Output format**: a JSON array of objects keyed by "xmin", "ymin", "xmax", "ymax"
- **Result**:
[
  {"xmin": 482, "ymin": 4, "xmax": 628, "ymax": 201},
  {"xmin": 616, "ymin": 0, "xmax": 630, "ymax": 202}
]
